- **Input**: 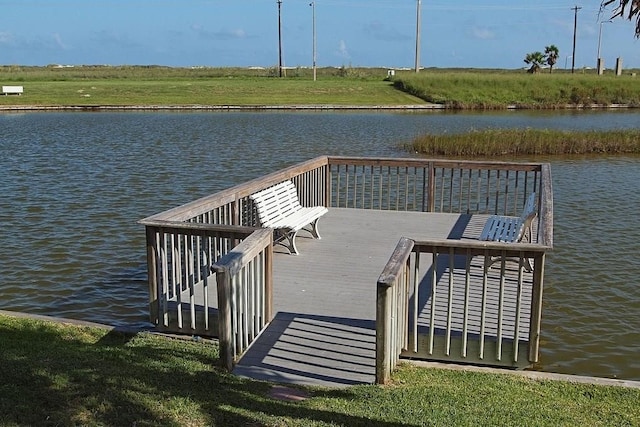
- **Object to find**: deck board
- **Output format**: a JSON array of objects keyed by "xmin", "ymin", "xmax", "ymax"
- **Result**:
[{"xmin": 233, "ymin": 208, "xmax": 534, "ymax": 387}]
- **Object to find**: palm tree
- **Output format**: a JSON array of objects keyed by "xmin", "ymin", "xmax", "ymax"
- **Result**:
[
  {"xmin": 524, "ymin": 51, "xmax": 545, "ymax": 74},
  {"xmin": 544, "ymin": 45, "xmax": 559, "ymax": 73},
  {"xmin": 602, "ymin": 0, "xmax": 640, "ymax": 37}
]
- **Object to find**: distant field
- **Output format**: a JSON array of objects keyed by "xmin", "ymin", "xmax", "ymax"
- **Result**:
[
  {"xmin": 0, "ymin": 65, "xmax": 425, "ymax": 106},
  {"xmin": 2, "ymin": 65, "xmax": 640, "ymax": 108}
]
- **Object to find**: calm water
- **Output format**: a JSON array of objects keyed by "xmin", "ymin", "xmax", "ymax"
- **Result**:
[{"xmin": 1, "ymin": 110, "xmax": 639, "ymax": 380}]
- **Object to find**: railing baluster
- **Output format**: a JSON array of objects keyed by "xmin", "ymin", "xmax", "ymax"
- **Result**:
[
  {"xmin": 513, "ymin": 253, "xmax": 525, "ymax": 363},
  {"xmin": 497, "ymin": 253, "xmax": 506, "ymax": 361},
  {"xmin": 429, "ymin": 248, "xmax": 437, "ymax": 355},
  {"xmin": 160, "ymin": 232, "xmax": 169, "ymax": 327},
  {"xmin": 462, "ymin": 250, "xmax": 471, "ymax": 358},
  {"xmin": 413, "ymin": 250, "xmax": 420, "ymax": 353},
  {"xmin": 480, "ymin": 250, "xmax": 489, "ymax": 359},
  {"xmin": 188, "ymin": 235, "xmax": 196, "ymax": 330},
  {"xmin": 446, "ymin": 248, "xmax": 454, "ymax": 356}
]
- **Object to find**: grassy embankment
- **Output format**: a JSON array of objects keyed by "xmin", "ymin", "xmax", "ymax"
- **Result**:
[
  {"xmin": 392, "ymin": 70, "xmax": 640, "ymax": 109},
  {"xmin": 4, "ymin": 65, "xmax": 640, "ymax": 109},
  {"xmin": 1, "ymin": 314, "xmax": 639, "ymax": 426}
]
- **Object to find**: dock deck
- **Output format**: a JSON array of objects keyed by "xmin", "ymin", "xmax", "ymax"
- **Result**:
[
  {"xmin": 141, "ymin": 156, "xmax": 551, "ymax": 385},
  {"xmin": 233, "ymin": 208, "xmax": 533, "ymax": 387}
]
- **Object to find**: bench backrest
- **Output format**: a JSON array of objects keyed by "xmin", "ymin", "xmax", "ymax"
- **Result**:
[
  {"xmin": 2, "ymin": 85, "xmax": 23, "ymax": 93},
  {"xmin": 250, "ymin": 181, "xmax": 303, "ymax": 227},
  {"xmin": 516, "ymin": 192, "xmax": 537, "ymax": 241}
]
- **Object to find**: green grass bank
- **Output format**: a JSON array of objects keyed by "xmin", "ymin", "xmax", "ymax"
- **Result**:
[
  {"xmin": 1, "ymin": 314, "xmax": 639, "ymax": 426},
  {"xmin": 3, "ymin": 65, "xmax": 640, "ymax": 109},
  {"xmin": 392, "ymin": 70, "xmax": 640, "ymax": 109},
  {"xmin": 0, "ymin": 65, "xmax": 424, "ymax": 107}
]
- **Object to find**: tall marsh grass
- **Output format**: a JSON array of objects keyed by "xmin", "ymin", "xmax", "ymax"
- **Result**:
[
  {"xmin": 393, "ymin": 71, "xmax": 640, "ymax": 109},
  {"xmin": 408, "ymin": 128, "xmax": 640, "ymax": 156}
]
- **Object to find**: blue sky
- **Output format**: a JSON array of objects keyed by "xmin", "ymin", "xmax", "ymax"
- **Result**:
[{"xmin": 1, "ymin": 0, "xmax": 638, "ymax": 69}]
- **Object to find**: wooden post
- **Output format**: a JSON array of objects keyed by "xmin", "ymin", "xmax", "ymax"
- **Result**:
[
  {"xmin": 264, "ymin": 236, "xmax": 274, "ymax": 322},
  {"xmin": 426, "ymin": 162, "xmax": 435, "ymax": 212},
  {"xmin": 376, "ymin": 237, "xmax": 414, "ymax": 384},
  {"xmin": 325, "ymin": 162, "xmax": 332, "ymax": 207},
  {"xmin": 528, "ymin": 253, "xmax": 545, "ymax": 363},
  {"xmin": 376, "ymin": 282, "xmax": 392, "ymax": 384},
  {"xmin": 145, "ymin": 226, "xmax": 159, "ymax": 325},
  {"xmin": 216, "ymin": 269, "xmax": 234, "ymax": 372}
]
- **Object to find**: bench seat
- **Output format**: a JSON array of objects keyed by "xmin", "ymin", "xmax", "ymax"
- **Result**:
[
  {"xmin": 480, "ymin": 216, "xmax": 527, "ymax": 243},
  {"xmin": 250, "ymin": 181, "xmax": 328, "ymax": 255}
]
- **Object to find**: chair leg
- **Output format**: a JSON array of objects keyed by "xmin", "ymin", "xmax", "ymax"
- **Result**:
[
  {"xmin": 284, "ymin": 231, "xmax": 299, "ymax": 255},
  {"xmin": 304, "ymin": 218, "xmax": 322, "ymax": 239}
]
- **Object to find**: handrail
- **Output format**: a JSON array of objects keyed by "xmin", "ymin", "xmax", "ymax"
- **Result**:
[
  {"xmin": 538, "ymin": 164, "xmax": 554, "ymax": 247},
  {"xmin": 140, "ymin": 156, "xmax": 329, "ymax": 223},
  {"xmin": 376, "ymin": 237, "xmax": 414, "ymax": 385},
  {"xmin": 327, "ymin": 156, "xmax": 543, "ymax": 170},
  {"xmin": 140, "ymin": 219, "xmax": 259, "ymax": 238},
  {"xmin": 212, "ymin": 228, "xmax": 274, "ymax": 371}
]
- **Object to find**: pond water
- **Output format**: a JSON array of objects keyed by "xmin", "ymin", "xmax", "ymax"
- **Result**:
[{"xmin": 1, "ymin": 110, "xmax": 638, "ymax": 381}]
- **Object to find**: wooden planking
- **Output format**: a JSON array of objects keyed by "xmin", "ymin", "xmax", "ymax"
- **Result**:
[
  {"xmin": 156, "ymin": 208, "xmax": 537, "ymax": 386},
  {"xmin": 269, "ymin": 208, "xmax": 462, "ymax": 319},
  {"xmin": 233, "ymin": 208, "xmax": 536, "ymax": 386}
]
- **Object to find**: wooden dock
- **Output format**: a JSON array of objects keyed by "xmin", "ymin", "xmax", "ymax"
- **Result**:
[
  {"xmin": 233, "ymin": 208, "xmax": 533, "ymax": 387},
  {"xmin": 141, "ymin": 156, "xmax": 551, "ymax": 385}
]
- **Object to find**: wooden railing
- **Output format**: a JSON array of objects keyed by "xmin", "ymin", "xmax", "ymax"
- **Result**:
[
  {"xmin": 368, "ymin": 158, "xmax": 553, "ymax": 384},
  {"xmin": 376, "ymin": 237, "xmax": 414, "ymax": 383},
  {"xmin": 142, "ymin": 220, "xmax": 258, "ymax": 334},
  {"xmin": 212, "ymin": 228, "xmax": 273, "ymax": 371},
  {"xmin": 140, "ymin": 157, "xmax": 329, "ymax": 370},
  {"xmin": 376, "ymin": 239, "xmax": 548, "ymax": 384},
  {"xmin": 328, "ymin": 157, "xmax": 545, "ymax": 219}
]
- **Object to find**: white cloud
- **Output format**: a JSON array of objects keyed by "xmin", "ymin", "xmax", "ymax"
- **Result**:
[
  {"xmin": 0, "ymin": 31, "xmax": 14, "ymax": 44},
  {"xmin": 191, "ymin": 25, "xmax": 248, "ymax": 40},
  {"xmin": 52, "ymin": 33, "xmax": 69, "ymax": 50},
  {"xmin": 337, "ymin": 40, "xmax": 350, "ymax": 59},
  {"xmin": 471, "ymin": 27, "xmax": 495, "ymax": 40}
]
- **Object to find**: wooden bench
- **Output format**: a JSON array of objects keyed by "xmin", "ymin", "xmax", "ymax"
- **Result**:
[
  {"xmin": 479, "ymin": 192, "xmax": 537, "ymax": 270},
  {"xmin": 250, "ymin": 181, "xmax": 328, "ymax": 255},
  {"xmin": 2, "ymin": 85, "xmax": 23, "ymax": 96}
]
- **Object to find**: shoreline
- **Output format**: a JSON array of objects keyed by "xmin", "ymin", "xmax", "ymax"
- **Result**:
[
  {"xmin": 2, "ymin": 309, "xmax": 639, "ymax": 389},
  {"xmin": 1, "ymin": 103, "xmax": 638, "ymax": 112}
]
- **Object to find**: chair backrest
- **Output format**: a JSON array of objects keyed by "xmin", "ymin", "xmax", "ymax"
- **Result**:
[
  {"xmin": 516, "ymin": 192, "xmax": 537, "ymax": 242},
  {"xmin": 250, "ymin": 181, "xmax": 301, "ymax": 227}
]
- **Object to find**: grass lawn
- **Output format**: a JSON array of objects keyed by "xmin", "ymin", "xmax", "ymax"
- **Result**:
[
  {"xmin": 0, "ymin": 79, "xmax": 428, "ymax": 107},
  {"xmin": 3, "ymin": 66, "xmax": 640, "ymax": 109},
  {"xmin": 0, "ymin": 66, "xmax": 425, "ymax": 107},
  {"xmin": 1, "ymin": 313, "xmax": 639, "ymax": 426}
]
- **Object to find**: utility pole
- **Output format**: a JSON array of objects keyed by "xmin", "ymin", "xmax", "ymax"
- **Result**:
[
  {"xmin": 310, "ymin": 1, "xmax": 316, "ymax": 81},
  {"xmin": 278, "ymin": 0, "xmax": 283, "ymax": 77},
  {"xmin": 415, "ymin": 0, "xmax": 422, "ymax": 73},
  {"xmin": 571, "ymin": 5, "xmax": 581, "ymax": 74}
]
